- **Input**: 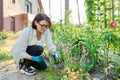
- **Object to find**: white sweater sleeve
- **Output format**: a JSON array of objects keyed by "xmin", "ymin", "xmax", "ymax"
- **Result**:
[
  {"xmin": 45, "ymin": 29, "xmax": 56, "ymax": 52},
  {"xmin": 11, "ymin": 27, "xmax": 30, "ymax": 62}
]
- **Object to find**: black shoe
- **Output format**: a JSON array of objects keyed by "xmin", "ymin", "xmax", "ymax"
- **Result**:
[{"xmin": 18, "ymin": 67, "xmax": 36, "ymax": 76}]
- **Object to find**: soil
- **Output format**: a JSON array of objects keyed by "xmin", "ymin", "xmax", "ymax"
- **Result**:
[
  {"xmin": 0, "ymin": 60, "xmax": 45, "ymax": 80},
  {"xmin": 0, "ymin": 40, "xmax": 44, "ymax": 80},
  {"xmin": 0, "ymin": 40, "xmax": 64, "ymax": 80}
]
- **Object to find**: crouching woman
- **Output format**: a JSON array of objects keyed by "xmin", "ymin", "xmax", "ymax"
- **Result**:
[{"xmin": 11, "ymin": 13, "xmax": 59, "ymax": 76}]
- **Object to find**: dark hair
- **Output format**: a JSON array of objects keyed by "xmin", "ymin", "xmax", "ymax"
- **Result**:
[{"xmin": 31, "ymin": 13, "xmax": 51, "ymax": 29}]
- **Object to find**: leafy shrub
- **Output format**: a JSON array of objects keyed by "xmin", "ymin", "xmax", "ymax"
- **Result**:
[
  {"xmin": 61, "ymin": 67, "xmax": 91, "ymax": 80},
  {"xmin": 0, "ymin": 30, "xmax": 9, "ymax": 40},
  {"xmin": 0, "ymin": 30, "xmax": 18, "ymax": 40}
]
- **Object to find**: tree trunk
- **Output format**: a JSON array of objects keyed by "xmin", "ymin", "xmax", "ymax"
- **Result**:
[
  {"xmin": 0, "ymin": 0, "xmax": 3, "ymax": 30},
  {"xmin": 103, "ymin": 0, "xmax": 107, "ymax": 28},
  {"xmin": 49, "ymin": 0, "xmax": 51, "ymax": 18},
  {"xmin": 76, "ymin": 0, "xmax": 81, "ymax": 26},
  {"xmin": 60, "ymin": 0, "xmax": 62, "ymax": 21},
  {"xmin": 38, "ymin": 0, "xmax": 44, "ymax": 13},
  {"xmin": 111, "ymin": 0, "xmax": 114, "ymax": 21},
  {"xmin": 118, "ymin": 0, "xmax": 120, "ymax": 22},
  {"xmin": 65, "ymin": 0, "xmax": 70, "ymax": 24}
]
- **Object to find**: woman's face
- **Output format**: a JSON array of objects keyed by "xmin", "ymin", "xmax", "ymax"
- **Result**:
[{"xmin": 35, "ymin": 20, "xmax": 49, "ymax": 33}]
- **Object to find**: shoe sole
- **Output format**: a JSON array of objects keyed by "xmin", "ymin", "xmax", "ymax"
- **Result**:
[{"xmin": 18, "ymin": 69, "xmax": 36, "ymax": 76}]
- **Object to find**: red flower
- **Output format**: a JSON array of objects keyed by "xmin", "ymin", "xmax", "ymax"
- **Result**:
[{"xmin": 110, "ymin": 22, "xmax": 116, "ymax": 29}]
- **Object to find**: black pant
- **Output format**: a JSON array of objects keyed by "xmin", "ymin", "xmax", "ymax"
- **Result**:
[{"xmin": 24, "ymin": 45, "xmax": 47, "ymax": 70}]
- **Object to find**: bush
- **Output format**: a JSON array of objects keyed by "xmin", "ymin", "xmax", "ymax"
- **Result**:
[
  {"xmin": 0, "ymin": 30, "xmax": 9, "ymax": 40},
  {"xmin": 0, "ymin": 30, "xmax": 18, "ymax": 40}
]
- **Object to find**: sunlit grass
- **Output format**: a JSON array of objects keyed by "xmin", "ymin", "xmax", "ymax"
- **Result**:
[
  {"xmin": 39, "ymin": 67, "xmax": 61, "ymax": 80},
  {"xmin": 0, "ymin": 30, "xmax": 19, "ymax": 40},
  {"xmin": 0, "ymin": 48, "xmax": 12, "ymax": 62},
  {"xmin": 0, "ymin": 40, "xmax": 13, "ymax": 62}
]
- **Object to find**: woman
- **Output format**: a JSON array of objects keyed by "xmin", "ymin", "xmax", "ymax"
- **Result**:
[{"xmin": 11, "ymin": 13, "xmax": 58, "ymax": 76}]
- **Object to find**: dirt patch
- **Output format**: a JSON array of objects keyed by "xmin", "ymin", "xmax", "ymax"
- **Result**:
[
  {"xmin": 0, "ymin": 60, "xmax": 45, "ymax": 80},
  {"xmin": 0, "ymin": 40, "xmax": 15, "ymax": 46},
  {"xmin": 0, "ymin": 40, "xmax": 51, "ymax": 80}
]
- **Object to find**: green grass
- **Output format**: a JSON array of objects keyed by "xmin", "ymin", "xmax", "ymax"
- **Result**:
[
  {"xmin": 0, "ymin": 49, "xmax": 12, "ymax": 62},
  {"xmin": 39, "ymin": 68, "xmax": 61, "ymax": 80}
]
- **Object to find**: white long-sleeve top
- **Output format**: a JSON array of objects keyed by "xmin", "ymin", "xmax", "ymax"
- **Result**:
[{"xmin": 11, "ymin": 26, "xmax": 56, "ymax": 65}]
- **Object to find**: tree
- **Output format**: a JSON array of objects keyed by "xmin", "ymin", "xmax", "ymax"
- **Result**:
[
  {"xmin": 38, "ymin": 0, "xmax": 44, "ymax": 13},
  {"xmin": 49, "ymin": 0, "xmax": 51, "ymax": 18},
  {"xmin": 111, "ymin": 0, "xmax": 114, "ymax": 21},
  {"xmin": 65, "ymin": 0, "xmax": 70, "ymax": 24},
  {"xmin": 76, "ymin": 0, "xmax": 81, "ymax": 26}
]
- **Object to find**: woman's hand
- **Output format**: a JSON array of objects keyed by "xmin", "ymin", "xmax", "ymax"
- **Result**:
[
  {"xmin": 26, "ymin": 55, "xmax": 42, "ymax": 63},
  {"xmin": 52, "ymin": 51, "xmax": 59, "ymax": 64},
  {"xmin": 31, "ymin": 56, "xmax": 42, "ymax": 63}
]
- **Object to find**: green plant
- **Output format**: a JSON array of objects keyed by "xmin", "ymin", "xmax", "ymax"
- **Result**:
[
  {"xmin": 114, "ymin": 66, "xmax": 120, "ymax": 79},
  {"xmin": 0, "ymin": 30, "xmax": 18, "ymax": 40},
  {"xmin": 0, "ymin": 49, "xmax": 12, "ymax": 61},
  {"xmin": 0, "ymin": 30, "xmax": 9, "ymax": 40},
  {"xmin": 61, "ymin": 67, "xmax": 90, "ymax": 80}
]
